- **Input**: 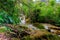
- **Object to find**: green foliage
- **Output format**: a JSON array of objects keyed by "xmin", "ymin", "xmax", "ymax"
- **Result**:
[
  {"xmin": 41, "ymin": 34, "xmax": 60, "ymax": 40},
  {"xmin": 0, "ymin": 26, "xmax": 10, "ymax": 32},
  {"xmin": 0, "ymin": 0, "xmax": 20, "ymax": 24},
  {"xmin": 0, "ymin": 27, "xmax": 6, "ymax": 32},
  {"xmin": 22, "ymin": 36, "xmax": 31, "ymax": 40},
  {"xmin": 33, "ymin": 23, "xmax": 45, "ymax": 29},
  {"xmin": 22, "ymin": 34, "xmax": 60, "ymax": 40},
  {"xmin": 20, "ymin": 0, "xmax": 60, "ymax": 26}
]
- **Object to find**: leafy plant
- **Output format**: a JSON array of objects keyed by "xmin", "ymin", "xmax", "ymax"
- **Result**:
[{"xmin": 0, "ymin": 0, "xmax": 20, "ymax": 24}]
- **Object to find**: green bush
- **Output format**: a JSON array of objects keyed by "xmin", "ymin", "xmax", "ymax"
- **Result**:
[
  {"xmin": 16, "ymin": 0, "xmax": 60, "ymax": 26},
  {"xmin": 0, "ymin": 0, "xmax": 20, "ymax": 24},
  {"xmin": 29, "ymin": 0, "xmax": 60, "ymax": 26}
]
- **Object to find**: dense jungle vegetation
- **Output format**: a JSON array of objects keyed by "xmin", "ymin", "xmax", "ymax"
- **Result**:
[
  {"xmin": 0, "ymin": 0, "xmax": 60, "ymax": 40},
  {"xmin": 0, "ymin": 0, "xmax": 60, "ymax": 26}
]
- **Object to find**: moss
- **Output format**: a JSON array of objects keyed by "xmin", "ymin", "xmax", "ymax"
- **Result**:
[
  {"xmin": 39, "ymin": 34, "xmax": 60, "ymax": 40},
  {"xmin": 22, "ymin": 33, "xmax": 60, "ymax": 40},
  {"xmin": 0, "ymin": 27, "xmax": 7, "ymax": 33},
  {"xmin": 11, "ymin": 38, "xmax": 20, "ymax": 40},
  {"xmin": 22, "ymin": 36, "xmax": 32, "ymax": 40},
  {"xmin": 33, "ymin": 23, "xmax": 45, "ymax": 29}
]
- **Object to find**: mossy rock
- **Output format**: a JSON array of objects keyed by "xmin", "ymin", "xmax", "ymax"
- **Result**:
[
  {"xmin": 0, "ymin": 26, "xmax": 8, "ymax": 33},
  {"xmin": 33, "ymin": 23, "xmax": 45, "ymax": 29},
  {"xmin": 22, "ymin": 34, "xmax": 60, "ymax": 40},
  {"xmin": 11, "ymin": 38, "xmax": 20, "ymax": 40}
]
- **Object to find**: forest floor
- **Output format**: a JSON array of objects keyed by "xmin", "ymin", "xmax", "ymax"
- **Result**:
[
  {"xmin": 0, "ymin": 33, "xmax": 10, "ymax": 40},
  {"xmin": 0, "ymin": 23, "xmax": 60, "ymax": 40}
]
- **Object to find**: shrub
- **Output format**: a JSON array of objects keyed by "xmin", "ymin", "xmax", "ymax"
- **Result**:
[{"xmin": 0, "ymin": 0, "xmax": 20, "ymax": 24}]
